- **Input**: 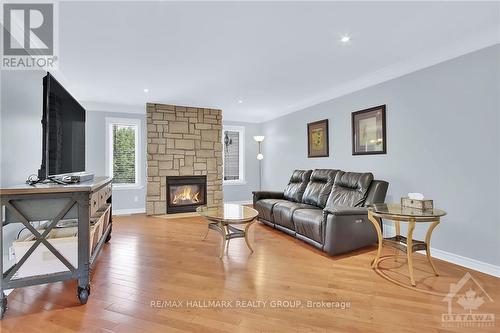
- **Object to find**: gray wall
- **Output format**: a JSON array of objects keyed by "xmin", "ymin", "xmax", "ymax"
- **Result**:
[
  {"xmin": 222, "ymin": 121, "xmax": 263, "ymax": 202},
  {"xmin": 1, "ymin": 70, "xmax": 45, "ymax": 187},
  {"xmin": 261, "ymin": 45, "xmax": 500, "ymax": 266},
  {"xmin": 86, "ymin": 111, "xmax": 147, "ymax": 212},
  {"xmin": 1, "ymin": 70, "xmax": 46, "ymax": 270}
]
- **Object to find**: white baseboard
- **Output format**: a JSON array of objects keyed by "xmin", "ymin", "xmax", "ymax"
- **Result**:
[
  {"xmin": 225, "ymin": 200, "xmax": 253, "ymax": 205},
  {"xmin": 113, "ymin": 208, "xmax": 146, "ymax": 216},
  {"xmin": 383, "ymin": 223, "xmax": 500, "ymax": 278},
  {"xmin": 427, "ymin": 248, "xmax": 500, "ymax": 278}
]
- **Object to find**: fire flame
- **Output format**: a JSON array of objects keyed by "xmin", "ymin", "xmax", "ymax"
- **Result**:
[{"xmin": 172, "ymin": 186, "xmax": 200, "ymax": 205}]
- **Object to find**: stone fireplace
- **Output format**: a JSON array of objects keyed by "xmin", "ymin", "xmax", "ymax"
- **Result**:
[{"xmin": 146, "ymin": 103, "xmax": 223, "ymax": 215}]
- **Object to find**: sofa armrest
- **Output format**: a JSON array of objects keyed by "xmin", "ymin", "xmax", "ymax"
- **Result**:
[
  {"xmin": 323, "ymin": 206, "xmax": 368, "ymax": 216},
  {"xmin": 252, "ymin": 191, "xmax": 284, "ymax": 205},
  {"xmin": 322, "ymin": 206, "xmax": 378, "ymax": 256}
]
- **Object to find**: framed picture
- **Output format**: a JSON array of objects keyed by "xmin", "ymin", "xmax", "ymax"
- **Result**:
[
  {"xmin": 307, "ymin": 119, "xmax": 329, "ymax": 158},
  {"xmin": 352, "ymin": 105, "xmax": 386, "ymax": 155}
]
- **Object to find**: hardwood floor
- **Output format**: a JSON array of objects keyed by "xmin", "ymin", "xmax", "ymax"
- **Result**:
[{"xmin": 1, "ymin": 214, "xmax": 499, "ymax": 332}]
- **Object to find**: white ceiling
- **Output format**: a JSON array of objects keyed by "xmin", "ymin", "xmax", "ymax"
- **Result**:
[{"xmin": 56, "ymin": 1, "xmax": 500, "ymax": 122}]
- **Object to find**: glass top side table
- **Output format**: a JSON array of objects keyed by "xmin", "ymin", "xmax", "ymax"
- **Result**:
[
  {"xmin": 367, "ymin": 203, "xmax": 447, "ymax": 287},
  {"xmin": 197, "ymin": 204, "xmax": 258, "ymax": 259}
]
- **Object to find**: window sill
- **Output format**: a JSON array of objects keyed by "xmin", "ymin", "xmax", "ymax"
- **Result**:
[
  {"xmin": 112, "ymin": 184, "xmax": 144, "ymax": 191},
  {"xmin": 223, "ymin": 180, "xmax": 247, "ymax": 186}
]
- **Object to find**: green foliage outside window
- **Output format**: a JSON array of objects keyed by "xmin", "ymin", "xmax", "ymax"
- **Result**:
[{"xmin": 113, "ymin": 125, "xmax": 136, "ymax": 184}]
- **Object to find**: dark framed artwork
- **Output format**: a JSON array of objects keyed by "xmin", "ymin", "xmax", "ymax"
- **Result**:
[
  {"xmin": 307, "ymin": 119, "xmax": 329, "ymax": 158},
  {"xmin": 352, "ymin": 105, "xmax": 386, "ymax": 155}
]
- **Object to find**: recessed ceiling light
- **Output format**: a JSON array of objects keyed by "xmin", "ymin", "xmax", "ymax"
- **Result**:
[
  {"xmin": 238, "ymin": 100, "xmax": 243, "ymax": 104},
  {"xmin": 143, "ymin": 88, "xmax": 149, "ymax": 93},
  {"xmin": 340, "ymin": 35, "xmax": 351, "ymax": 43}
]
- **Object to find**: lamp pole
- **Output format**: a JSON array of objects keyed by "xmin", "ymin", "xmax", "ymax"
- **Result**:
[{"xmin": 254, "ymin": 136, "xmax": 265, "ymax": 191}]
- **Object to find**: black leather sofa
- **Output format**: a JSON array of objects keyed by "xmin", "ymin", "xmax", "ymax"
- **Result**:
[{"xmin": 253, "ymin": 169, "xmax": 388, "ymax": 255}]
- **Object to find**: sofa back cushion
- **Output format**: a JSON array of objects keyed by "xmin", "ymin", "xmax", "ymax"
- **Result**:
[
  {"xmin": 283, "ymin": 170, "xmax": 312, "ymax": 202},
  {"xmin": 301, "ymin": 169, "xmax": 338, "ymax": 208},
  {"xmin": 325, "ymin": 171, "xmax": 374, "ymax": 208}
]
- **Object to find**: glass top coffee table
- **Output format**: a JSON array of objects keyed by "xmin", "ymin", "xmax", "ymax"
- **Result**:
[
  {"xmin": 367, "ymin": 203, "xmax": 447, "ymax": 287},
  {"xmin": 197, "ymin": 204, "xmax": 258, "ymax": 259}
]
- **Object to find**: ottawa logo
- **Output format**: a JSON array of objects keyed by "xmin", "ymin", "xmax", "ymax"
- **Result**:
[{"xmin": 442, "ymin": 272, "xmax": 495, "ymax": 327}]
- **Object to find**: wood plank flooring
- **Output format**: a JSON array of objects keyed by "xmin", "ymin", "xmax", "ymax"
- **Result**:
[{"xmin": 1, "ymin": 214, "xmax": 499, "ymax": 332}]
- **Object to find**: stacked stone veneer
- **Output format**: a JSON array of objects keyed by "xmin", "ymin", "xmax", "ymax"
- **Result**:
[{"xmin": 146, "ymin": 103, "xmax": 223, "ymax": 215}]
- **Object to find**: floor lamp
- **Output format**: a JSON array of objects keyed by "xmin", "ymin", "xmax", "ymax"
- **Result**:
[{"xmin": 253, "ymin": 136, "xmax": 265, "ymax": 190}]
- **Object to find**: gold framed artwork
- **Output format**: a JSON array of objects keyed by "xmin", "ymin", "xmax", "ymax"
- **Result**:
[
  {"xmin": 352, "ymin": 105, "xmax": 387, "ymax": 155},
  {"xmin": 307, "ymin": 119, "xmax": 329, "ymax": 158}
]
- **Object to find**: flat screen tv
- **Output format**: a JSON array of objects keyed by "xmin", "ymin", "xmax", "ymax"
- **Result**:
[{"xmin": 38, "ymin": 73, "xmax": 86, "ymax": 180}]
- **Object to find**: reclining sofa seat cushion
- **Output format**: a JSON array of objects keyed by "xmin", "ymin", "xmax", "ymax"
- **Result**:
[
  {"xmin": 253, "ymin": 170, "xmax": 312, "ymax": 225},
  {"xmin": 273, "ymin": 201, "xmax": 317, "ymax": 232},
  {"xmin": 325, "ymin": 171, "xmax": 374, "ymax": 208},
  {"xmin": 254, "ymin": 198, "xmax": 288, "ymax": 223},
  {"xmin": 272, "ymin": 170, "xmax": 314, "ymax": 232},
  {"xmin": 290, "ymin": 169, "xmax": 338, "ymax": 243},
  {"xmin": 283, "ymin": 170, "xmax": 312, "ymax": 202},
  {"xmin": 301, "ymin": 169, "xmax": 338, "ymax": 208},
  {"xmin": 293, "ymin": 208, "xmax": 325, "ymax": 244}
]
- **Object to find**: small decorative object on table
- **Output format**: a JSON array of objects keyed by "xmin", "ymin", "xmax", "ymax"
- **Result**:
[{"xmin": 401, "ymin": 192, "xmax": 433, "ymax": 211}]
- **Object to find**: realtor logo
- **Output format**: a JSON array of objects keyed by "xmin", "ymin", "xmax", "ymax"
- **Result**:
[
  {"xmin": 3, "ymin": 3, "xmax": 53, "ymax": 55},
  {"xmin": 442, "ymin": 272, "xmax": 495, "ymax": 328},
  {"xmin": 1, "ymin": 2, "xmax": 58, "ymax": 69}
]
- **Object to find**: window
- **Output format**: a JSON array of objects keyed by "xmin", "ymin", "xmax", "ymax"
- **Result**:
[
  {"xmin": 106, "ymin": 117, "xmax": 141, "ymax": 188},
  {"xmin": 223, "ymin": 125, "xmax": 245, "ymax": 184}
]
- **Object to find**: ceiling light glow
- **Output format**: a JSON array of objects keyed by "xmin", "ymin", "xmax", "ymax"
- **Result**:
[
  {"xmin": 143, "ymin": 88, "xmax": 149, "ymax": 93},
  {"xmin": 340, "ymin": 36, "xmax": 351, "ymax": 43}
]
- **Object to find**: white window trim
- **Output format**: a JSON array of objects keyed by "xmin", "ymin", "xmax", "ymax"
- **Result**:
[
  {"xmin": 223, "ymin": 125, "xmax": 246, "ymax": 185},
  {"xmin": 105, "ymin": 117, "xmax": 142, "ymax": 190}
]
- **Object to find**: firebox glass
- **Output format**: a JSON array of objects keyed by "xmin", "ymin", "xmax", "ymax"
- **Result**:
[{"xmin": 169, "ymin": 185, "xmax": 205, "ymax": 206}]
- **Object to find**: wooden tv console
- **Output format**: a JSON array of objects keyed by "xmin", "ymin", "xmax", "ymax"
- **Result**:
[{"xmin": 0, "ymin": 177, "xmax": 113, "ymax": 319}]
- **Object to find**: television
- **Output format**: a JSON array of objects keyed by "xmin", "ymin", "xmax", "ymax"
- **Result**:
[{"xmin": 38, "ymin": 73, "xmax": 86, "ymax": 180}]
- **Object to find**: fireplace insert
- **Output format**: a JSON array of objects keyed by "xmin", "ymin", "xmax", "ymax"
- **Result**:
[{"xmin": 166, "ymin": 176, "xmax": 207, "ymax": 213}]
